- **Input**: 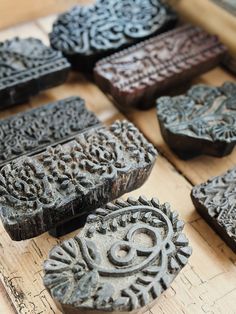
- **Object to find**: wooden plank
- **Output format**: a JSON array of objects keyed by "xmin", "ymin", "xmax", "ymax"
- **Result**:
[
  {"xmin": 0, "ymin": 0, "xmax": 93, "ymax": 30},
  {"xmin": 0, "ymin": 9, "xmax": 236, "ymax": 314},
  {"xmin": 126, "ymin": 67, "xmax": 236, "ymax": 185}
]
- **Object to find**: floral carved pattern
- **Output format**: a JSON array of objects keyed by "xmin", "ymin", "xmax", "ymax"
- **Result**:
[
  {"xmin": 157, "ymin": 81, "xmax": 236, "ymax": 157},
  {"xmin": 43, "ymin": 196, "xmax": 192, "ymax": 312},
  {"xmin": 191, "ymin": 168, "xmax": 236, "ymax": 252},
  {"xmin": 50, "ymin": 0, "xmax": 177, "ymax": 57},
  {"xmin": 0, "ymin": 121, "xmax": 157, "ymax": 240},
  {"xmin": 0, "ymin": 97, "xmax": 100, "ymax": 167}
]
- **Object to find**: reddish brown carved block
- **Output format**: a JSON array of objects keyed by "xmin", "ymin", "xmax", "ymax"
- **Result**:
[{"xmin": 94, "ymin": 24, "xmax": 227, "ymax": 110}]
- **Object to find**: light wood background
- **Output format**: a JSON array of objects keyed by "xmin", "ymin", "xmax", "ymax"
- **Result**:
[{"xmin": 0, "ymin": 1, "xmax": 235, "ymax": 313}]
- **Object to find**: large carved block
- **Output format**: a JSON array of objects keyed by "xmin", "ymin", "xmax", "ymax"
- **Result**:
[
  {"xmin": 0, "ymin": 121, "xmax": 157, "ymax": 241},
  {"xmin": 191, "ymin": 168, "xmax": 236, "ymax": 252},
  {"xmin": 43, "ymin": 196, "xmax": 192, "ymax": 314},
  {"xmin": 94, "ymin": 24, "xmax": 226, "ymax": 110},
  {"xmin": 0, "ymin": 96, "xmax": 100, "ymax": 167},
  {"xmin": 0, "ymin": 37, "xmax": 70, "ymax": 108},
  {"xmin": 50, "ymin": 0, "xmax": 177, "ymax": 71},
  {"xmin": 157, "ymin": 82, "xmax": 236, "ymax": 158}
]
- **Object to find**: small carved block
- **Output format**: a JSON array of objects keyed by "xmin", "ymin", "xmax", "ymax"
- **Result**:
[
  {"xmin": 0, "ymin": 97, "xmax": 100, "ymax": 167},
  {"xmin": 50, "ymin": 0, "xmax": 177, "ymax": 71},
  {"xmin": 157, "ymin": 81, "xmax": 236, "ymax": 158},
  {"xmin": 43, "ymin": 196, "xmax": 192, "ymax": 313},
  {"xmin": 0, "ymin": 121, "xmax": 157, "ymax": 241},
  {"xmin": 94, "ymin": 24, "xmax": 227, "ymax": 110},
  {"xmin": 191, "ymin": 168, "xmax": 236, "ymax": 252},
  {"xmin": 0, "ymin": 37, "xmax": 70, "ymax": 108}
]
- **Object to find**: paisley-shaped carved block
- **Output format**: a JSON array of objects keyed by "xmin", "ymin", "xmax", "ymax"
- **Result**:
[
  {"xmin": 0, "ymin": 121, "xmax": 157, "ymax": 241},
  {"xmin": 50, "ymin": 0, "xmax": 177, "ymax": 71},
  {"xmin": 191, "ymin": 168, "xmax": 236, "ymax": 252},
  {"xmin": 94, "ymin": 24, "xmax": 227, "ymax": 110},
  {"xmin": 0, "ymin": 97, "xmax": 100, "ymax": 167},
  {"xmin": 157, "ymin": 82, "xmax": 236, "ymax": 158},
  {"xmin": 0, "ymin": 37, "xmax": 70, "ymax": 108},
  {"xmin": 43, "ymin": 196, "xmax": 192, "ymax": 314}
]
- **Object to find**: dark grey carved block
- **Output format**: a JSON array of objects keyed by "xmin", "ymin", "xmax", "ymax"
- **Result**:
[
  {"xmin": 191, "ymin": 168, "xmax": 236, "ymax": 252},
  {"xmin": 50, "ymin": 0, "xmax": 177, "ymax": 71},
  {"xmin": 157, "ymin": 82, "xmax": 236, "ymax": 158},
  {"xmin": 0, "ymin": 97, "xmax": 100, "ymax": 167},
  {"xmin": 0, "ymin": 121, "xmax": 157, "ymax": 241},
  {"xmin": 43, "ymin": 196, "xmax": 192, "ymax": 314},
  {"xmin": 0, "ymin": 37, "xmax": 70, "ymax": 108}
]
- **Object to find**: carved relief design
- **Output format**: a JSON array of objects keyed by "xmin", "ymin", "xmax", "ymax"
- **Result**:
[
  {"xmin": 95, "ymin": 24, "xmax": 226, "ymax": 95},
  {"xmin": 50, "ymin": 0, "xmax": 177, "ymax": 56},
  {"xmin": 0, "ymin": 97, "xmax": 100, "ymax": 167},
  {"xmin": 157, "ymin": 82, "xmax": 236, "ymax": 157},
  {"xmin": 191, "ymin": 168, "xmax": 236, "ymax": 252},
  {"xmin": 0, "ymin": 121, "xmax": 157, "ymax": 240},
  {"xmin": 0, "ymin": 37, "xmax": 70, "ymax": 88},
  {"xmin": 43, "ymin": 196, "xmax": 192, "ymax": 312}
]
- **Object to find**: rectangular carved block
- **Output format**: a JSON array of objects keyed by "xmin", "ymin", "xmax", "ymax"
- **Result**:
[
  {"xmin": 94, "ymin": 24, "xmax": 227, "ymax": 110},
  {"xmin": 191, "ymin": 168, "xmax": 236, "ymax": 252},
  {"xmin": 0, "ymin": 96, "xmax": 100, "ymax": 167},
  {"xmin": 0, "ymin": 37, "xmax": 70, "ymax": 108},
  {"xmin": 0, "ymin": 121, "xmax": 157, "ymax": 241}
]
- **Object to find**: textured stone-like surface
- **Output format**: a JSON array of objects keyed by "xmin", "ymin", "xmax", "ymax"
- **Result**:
[
  {"xmin": 191, "ymin": 168, "xmax": 236, "ymax": 252},
  {"xmin": 0, "ymin": 121, "xmax": 157, "ymax": 241},
  {"xmin": 157, "ymin": 81, "xmax": 236, "ymax": 158},
  {"xmin": 94, "ymin": 24, "xmax": 227, "ymax": 110},
  {"xmin": 43, "ymin": 196, "xmax": 192, "ymax": 314},
  {"xmin": 0, "ymin": 37, "xmax": 70, "ymax": 108},
  {"xmin": 0, "ymin": 97, "xmax": 100, "ymax": 167},
  {"xmin": 50, "ymin": 0, "xmax": 177, "ymax": 71}
]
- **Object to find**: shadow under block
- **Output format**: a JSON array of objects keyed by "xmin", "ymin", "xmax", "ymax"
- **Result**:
[
  {"xmin": 0, "ymin": 96, "xmax": 100, "ymax": 167},
  {"xmin": 0, "ymin": 37, "xmax": 70, "ymax": 108},
  {"xmin": 191, "ymin": 167, "xmax": 236, "ymax": 252},
  {"xmin": 50, "ymin": 0, "xmax": 177, "ymax": 71},
  {"xmin": 43, "ymin": 196, "xmax": 192, "ymax": 314},
  {"xmin": 0, "ymin": 121, "xmax": 157, "ymax": 241},
  {"xmin": 94, "ymin": 24, "xmax": 227, "ymax": 110},
  {"xmin": 156, "ymin": 81, "xmax": 236, "ymax": 158}
]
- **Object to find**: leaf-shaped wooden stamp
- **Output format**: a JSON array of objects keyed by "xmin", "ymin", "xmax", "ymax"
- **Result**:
[
  {"xmin": 0, "ymin": 37, "xmax": 70, "ymax": 108},
  {"xmin": 0, "ymin": 96, "xmax": 100, "ymax": 168},
  {"xmin": 0, "ymin": 121, "xmax": 157, "ymax": 240},
  {"xmin": 157, "ymin": 82, "xmax": 236, "ymax": 158},
  {"xmin": 94, "ymin": 24, "xmax": 226, "ymax": 110},
  {"xmin": 50, "ymin": 0, "xmax": 177, "ymax": 71},
  {"xmin": 43, "ymin": 196, "xmax": 192, "ymax": 313},
  {"xmin": 191, "ymin": 168, "xmax": 236, "ymax": 252}
]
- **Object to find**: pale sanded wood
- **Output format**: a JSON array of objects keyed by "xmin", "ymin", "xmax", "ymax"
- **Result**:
[
  {"xmin": 0, "ymin": 0, "xmax": 94, "ymax": 30},
  {"xmin": 0, "ymin": 8, "xmax": 235, "ymax": 314}
]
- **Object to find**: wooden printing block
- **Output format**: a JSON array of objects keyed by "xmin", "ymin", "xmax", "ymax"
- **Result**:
[
  {"xmin": 0, "ymin": 121, "xmax": 157, "ymax": 241},
  {"xmin": 157, "ymin": 81, "xmax": 236, "ymax": 159},
  {"xmin": 43, "ymin": 196, "xmax": 192, "ymax": 314},
  {"xmin": 50, "ymin": 0, "xmax": 177, "ymax": 71},
  {"xmin": 0, "ymin": 96, "xmax": 100, "ymax": 168},
  {"xmin": 191, "ymin": 168, "xmax": 236, "ymax": 252},
  {"xmin": 94, "ymin": 24, "xmax": 227, "ymax": 110},
  {"xmin": 0, "ymin": 37, "xmax": 70, "ymax": 108}
]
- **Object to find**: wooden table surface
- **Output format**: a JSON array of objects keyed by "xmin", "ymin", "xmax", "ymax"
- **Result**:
[{"xmin": 0, "ymin": 5, "xmax": 236, "ymax": 314}]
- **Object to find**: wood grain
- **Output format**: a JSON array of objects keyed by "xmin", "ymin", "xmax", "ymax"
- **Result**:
[{"xmin": 0, "ymin": 5, "xmax": 235, "ymax": 314}]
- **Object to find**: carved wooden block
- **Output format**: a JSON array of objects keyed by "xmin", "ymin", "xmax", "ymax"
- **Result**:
[
  {"xmin": 191, "ymin": 168, "xmax": 236, "ymax": 252},
  {"xmin": 50, "ymin": 0, "xmax": 177, "ymax": 71},
  {"xmin": 0, "ymin": 121, "xmax": 157, "ymax": 241},
  {"xmin": 157, "ymin": 81, "xmax": 236, "ymax": 158},
  {"xmin": 0, "ymin": 37, "xmax": 70, "ymax": 108},
  {"xmin": 0, "ymin": 97, "xmax": 100, "ymax": 167},
  {"xmin": 43, "ymin": 196, "xmax": 192, "ymax": 314},
  {"xmin": 94, "ymin": 24, "xmax": 227, "ymax": 110}
]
